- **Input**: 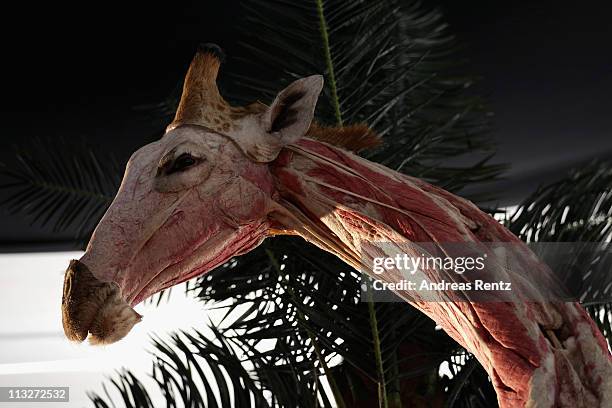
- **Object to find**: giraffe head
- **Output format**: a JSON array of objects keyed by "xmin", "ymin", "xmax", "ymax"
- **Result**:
[{"xmin": 61, "ymin": 44, "xmax": 323, "ymax": 344}]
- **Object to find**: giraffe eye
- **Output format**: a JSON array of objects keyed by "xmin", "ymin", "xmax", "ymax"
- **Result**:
[{"xmin": 167, "ymin": 153, "xmax": 199, "ymax": 174}]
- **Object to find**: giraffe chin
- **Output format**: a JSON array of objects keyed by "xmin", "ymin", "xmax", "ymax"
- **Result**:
[{"xmin": 62, "ymin": 260, "xmax": 142, "ymax": 345}]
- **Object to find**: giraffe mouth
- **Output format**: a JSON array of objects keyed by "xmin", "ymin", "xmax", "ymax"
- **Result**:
[{"xmin": 61, "ymin": 259, "xmax": 142, "ymax": 345}]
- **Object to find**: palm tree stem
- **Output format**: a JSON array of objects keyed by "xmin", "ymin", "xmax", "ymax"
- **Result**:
[
  {"xmin": 315, "ymin": 0, "xmax": 343, "ymax": 126},
  {"xmin": 367, "ymin": 286, "xmax": 388, "ymax": 408}
]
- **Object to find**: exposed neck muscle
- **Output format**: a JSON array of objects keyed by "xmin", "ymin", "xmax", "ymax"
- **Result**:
[{"xmin": 267, "ymin": 137, "xmax": 612, "ymax": 407}]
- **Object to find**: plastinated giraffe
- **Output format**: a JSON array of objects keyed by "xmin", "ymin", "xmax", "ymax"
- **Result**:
[{"xmin": 61, "ymin": 44, "xmax": 612, "ymax": 407}]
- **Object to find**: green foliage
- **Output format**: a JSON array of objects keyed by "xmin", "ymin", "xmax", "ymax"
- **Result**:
[
  {"xmin": 89, "ymin": 328, "xmax": 271, "ymax": 408},
  {"xmin": 0, "ymin": 138, "xmax": 119, "ymax": 240},
  {"xmin": 508, "ymin": 160, "xmax": 612, "ymax": 244}
]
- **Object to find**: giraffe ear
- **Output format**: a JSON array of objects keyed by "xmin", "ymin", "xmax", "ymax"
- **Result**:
[
  {"xmin": 231, "ymin": 75, "xmax": 323, "ymax": 163},
  {"xmin": 261, "ymin": 75, "xmax": 324, "ymax": 147}
]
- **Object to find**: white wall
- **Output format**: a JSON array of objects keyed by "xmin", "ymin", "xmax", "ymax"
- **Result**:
[{"xmin": 0, "ymin": 252, "xmax": 216, "ymax": 407}]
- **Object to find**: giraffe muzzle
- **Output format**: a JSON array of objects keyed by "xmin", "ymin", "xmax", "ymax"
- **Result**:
[{"xmin": 61, "ymin": 259, "xmax": 142, "ymax": 345}]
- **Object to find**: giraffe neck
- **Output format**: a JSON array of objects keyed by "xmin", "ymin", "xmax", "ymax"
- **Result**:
[
  {"xmin": 268, "ymin": 137, "xmax": 612, "ymax": 408},
  {"xmin": 269, "ymin": 137, "xmax": 511, "ymax": 274}
]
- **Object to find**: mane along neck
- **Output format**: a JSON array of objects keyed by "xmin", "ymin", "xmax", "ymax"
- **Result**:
[{"xmin": 268, "ymin": 137, "xmax": 612, "ymax": 408}]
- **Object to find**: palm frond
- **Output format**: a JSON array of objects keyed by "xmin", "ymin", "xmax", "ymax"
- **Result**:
[
  {"xmin": 0, "ymin": 137, "xmax": 120, "ymax": 242},
  {"xmin": 193, "ymin": 237, "xmax": 470, "ymax": 406},
  {"xmin": 89, "ymin": 327, "xmax": 272, "ymax": 408},
  {"xmin": 508, "ymin": 160, "xmax": 612, "ymax": 243}
]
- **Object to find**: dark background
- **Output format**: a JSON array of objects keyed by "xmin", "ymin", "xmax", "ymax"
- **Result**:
[{"xmin": 1, "ymin": 1, "xmax": 611, "ymax": 250}]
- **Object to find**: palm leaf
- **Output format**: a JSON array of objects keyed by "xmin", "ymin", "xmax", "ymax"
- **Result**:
[
  {"xmin": 89, "ymin": 327, "xmax": 271, "ymax": 408},
  {"xmin": 0, "ymin": 137, "xmax": 120, "ymax": 242}
]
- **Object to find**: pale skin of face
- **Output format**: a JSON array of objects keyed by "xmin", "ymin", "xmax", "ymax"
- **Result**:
[
  {"xmin": 81, "ymin": 126, "xmax": 273, "ymax": 306},
  {"xmin": 62, "ymin": 73, "xmax": 324, "ymax": 345}
]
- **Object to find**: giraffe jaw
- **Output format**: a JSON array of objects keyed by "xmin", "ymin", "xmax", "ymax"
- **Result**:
[{"xmin": 61, "ymin": 218, "xmax": 270, "ymax": 345}]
